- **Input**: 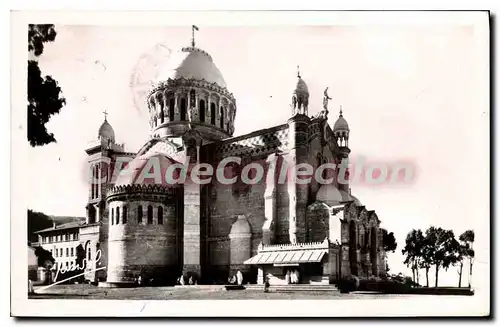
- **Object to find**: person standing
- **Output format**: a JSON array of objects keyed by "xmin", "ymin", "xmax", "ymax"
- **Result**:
[{"xmin": 236, "ymin": 270, "xmax": 243, "ymax": 286}]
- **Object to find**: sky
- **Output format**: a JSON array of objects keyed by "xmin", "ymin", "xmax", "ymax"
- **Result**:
[{"xmin": 26, "ymin": 22, "xmax": 489, "ymax": 289}]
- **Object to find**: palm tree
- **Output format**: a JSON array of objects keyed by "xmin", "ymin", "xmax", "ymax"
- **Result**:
[{"xmin": 459, "ymin": 230, "xmax": 475, "ymax": 288}]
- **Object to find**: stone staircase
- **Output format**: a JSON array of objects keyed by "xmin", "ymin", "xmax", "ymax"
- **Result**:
[{"xmin": 244, "ymin": 284, "xmax": 339, "ymax": 292}]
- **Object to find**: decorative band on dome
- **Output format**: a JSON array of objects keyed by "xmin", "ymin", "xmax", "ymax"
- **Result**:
[
  {"xmin": 107, "ymin": 184, "xmax": 178, "ymax": 198},
  {"xmin": 180, "ymin": 46, "xmax": 213, "ymax": 61},
  {"xmin": 147, "ymin": 77, "xmax": 235, "ymax": 102}
]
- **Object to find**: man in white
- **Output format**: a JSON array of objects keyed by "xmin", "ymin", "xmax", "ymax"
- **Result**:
[{"xmin": 236, "ymin": 270, "xmax": 243, "ymax": 285}]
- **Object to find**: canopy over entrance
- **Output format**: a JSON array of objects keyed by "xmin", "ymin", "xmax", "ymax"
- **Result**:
[{"xmin": 244, "ymin": 239, "xmax": 329, "ymax": 266}]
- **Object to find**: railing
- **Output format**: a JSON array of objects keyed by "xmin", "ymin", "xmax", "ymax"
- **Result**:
[{"xmin": 258, "ymin": 238, "xmax": 329, "ymax": 252}]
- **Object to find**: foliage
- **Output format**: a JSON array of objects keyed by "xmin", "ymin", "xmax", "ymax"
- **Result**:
[
  {"xmin": 381, "ymin": 228, "xmax": 397, "ymax": 253},
  {"xmin": 33, "ymin": 246, "xmax": 55, "ymax": 267},
  {"xmin": 27, "ymin": 209, "xmax": 53, "ymax": 243},
  {"xmin": 459, "ymin": 230, "xmax": 475, "ymax": 288},
  {"xmin": 402, "ymin": 229, "xmax": 425, "ymax": 283},
  {"xmin": 424, "ymin": 226, "xmax": 461, "ymax": 287},
  {"xmin": 27, "ymin": 24, "xmax": 66, "ymax": 147},
  {"xmin": 28, "ymin": 24, "xmax": 57, "ymax": 56}
]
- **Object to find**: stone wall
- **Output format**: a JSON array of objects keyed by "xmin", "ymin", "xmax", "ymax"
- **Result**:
[{"xmin": 106, "ymin": 198, "xmax": 179, "ymax": 284}]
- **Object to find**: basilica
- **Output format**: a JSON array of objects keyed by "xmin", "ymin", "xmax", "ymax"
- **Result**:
[{"xmin": 76, "ymin": 32, "xmax": 387, "ymax": 286}]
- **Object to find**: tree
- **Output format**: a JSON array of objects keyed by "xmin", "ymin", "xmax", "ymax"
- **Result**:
[
  {"xmin": 28, "ymin": 24, "xmax": 66, "ymax": 147},
  {"xmin": 455, "ymin": 242, "xmax": 469, "ymax": 288},
  {"xmin": 27, "ymin": 209, "xmax": 53, "ymax": 243},
  {"xmin": 420, "ymin": 230, "xmax": 435, "ymax": 287},
  {"xmin": 34, "ymin": 246, "xmax": 55, "ymax": 267},
  {"xmin": 426, "ymin": 227, "xmax": 460, "ymax": 287},
  {"xmin": 402, "ymin": 229, "xmax": 424, "ymax": 285},
  {"xmin": 459, "ymin": 230, "xmax": 475, "ymax": 288},
  {"xmin": 381, "ymin": 228, "xmax": 397, "ymax": 253}
]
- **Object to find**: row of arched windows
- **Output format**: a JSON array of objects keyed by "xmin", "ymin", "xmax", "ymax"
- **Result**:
[
  {"xmin": 151, "ymin": 92, "xmax": 229, "ymax": 131},
  {"xmin": 110, "ymin": 204, "xmax": 164, "ymax": 225}
]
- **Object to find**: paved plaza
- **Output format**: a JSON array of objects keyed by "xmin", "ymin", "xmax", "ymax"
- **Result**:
[{"xmin": 29, "ymin": 284, "xmax": 415, "ymax": 300}]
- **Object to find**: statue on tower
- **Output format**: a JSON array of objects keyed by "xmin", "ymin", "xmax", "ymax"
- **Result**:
[
  {"xmin": 313, "ymin": 87, "xmax": 331, "ymax": 121},
  {"xmin": 323, "ymin": 87, "xmax": 332, "ymax": 110}
]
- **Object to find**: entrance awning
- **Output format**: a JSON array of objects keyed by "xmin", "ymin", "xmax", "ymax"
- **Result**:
[{"xmin": 244, "ymin": 249, "xmax": 327, "ymax": 266}]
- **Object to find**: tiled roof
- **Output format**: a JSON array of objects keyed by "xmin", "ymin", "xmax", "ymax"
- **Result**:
[{"xmin": 34, "ymin": 220, "xmax": 84, "ymax": 234}]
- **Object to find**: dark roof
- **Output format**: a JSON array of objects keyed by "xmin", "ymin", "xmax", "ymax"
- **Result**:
[{"xmin": 34, "ymin": 221, "xmax": 83, "ymax": 234}]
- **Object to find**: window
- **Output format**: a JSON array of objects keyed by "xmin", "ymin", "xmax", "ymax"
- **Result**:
[
  {"xmin": 159, "ymin": 94, "xmax": 164, "ymax": 123},
  {"xmin": 190, "ymin": 89, "xmax": 196, "ymax": 107},
  {"xmin": 71, "ymin": 247, "xmax": 74, "ymax": 256},
  {"xmin": 62, "ymin": 234, "xmax": 66, "ymax": 242},
  {"xmin": 123, "ymin": 206, "xmax": 127, "ymax": 224},
  {"xmin": 60, "ymin": 248, "xmax": 63, "ymax": 257},
  {"xmin": 91, "ymin": 165, "xmax": 95, "ymax": 199},
  {"xmin": 87, "ymin": 247, "xmax": 91, "ymax": 261},
  {"xmin": 116, "ymin": 207, "xmax": 120, "ymax": 225},
  {"xmin": 57, "ymin": 235, "xmax": 61, "ymax": 242},
  {"xmin": 169, "ymin": 99, "xmax": 175, "ymax": 121},
  {"xmin": 66, "ymin": 262, "xmax": 69, "ymax": 268},
  {"xmin": 147, "ymin": 205, "xmax": 153, "ymax": 224},
  {"xmin": 210, "ymin": 103, "xmax": 216, "ymax": 124},
  {"xmin": 66, "ymin": 248, "xmax": 69, "ymax": 257},
  {"xmin": 138, "ymin": 205, "xmax": 143, "ymax": 224},
  {"xmin": 111, "ymin": 208, "xmax": 114, "ymax": 225},
  {"xmin": 180, "ymin": 98, "xmax": 187, "ymax": 120},
  {"xmin": 220, "ymin": 106, "xmax": 224, "ymax": 129},
  {"xmin": 158, "ymin": 206, "xmax": 163, "ymax": 225},
  {"xmin": 199, "ymin": 100, "xmax": 205, "ymax": 122}
]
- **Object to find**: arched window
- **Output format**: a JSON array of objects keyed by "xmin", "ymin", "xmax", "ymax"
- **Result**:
[
  {"xmin": 190, "ymin": 90, "xmax": 196, "ymax": 108},
  {"xmin": 137, "ymin": 205, "xmax": 143, "ymax": 224},
  {"xmin": 111, "ymin": 208, "xmax": 114, "ymax": 225},
  {"xmin": 158, "ymin": 94, "xmax": 164, "ymax": 123},
  {"xmin": 116, "ymin": 207, "xmax": 120, "ymax": 225},
  {"xmin": 147, "ymin": 205, "xmax": 153, "ymax": 224},
  {"xmin": 210, "ymin": 103, "xmax": 216, "ymax": 124},
  {"xmin": 220, "ymin": 106, "xmax": 224, "ymax": 129},
  {"xmin": 180, "ymin": 98, "xmax": 187, "ymax": 120},
  {"xmin": 199, "ymin": 100, "xmax": 205, "ymax": 122},
  {"xmin": 93, "ymin": 165, "xmax": 98, "ymax": 199},
  {"xmin": 169, "ymin": 98, "xmax": 175, "ymax": 121},
  {"xmin": 123, "ymin": 206, "xmax": 127, "ymax": 224},
  {"xmin": 158, "ymin": 206, "xmax": 163, "ymax": 225},
  {"xmin": 91, "ymin": 165, "xmax": 95, "ymax": 199},
  {"xmin": 87, "ymin": 247, "xmax": 91, "ymax": 261}
]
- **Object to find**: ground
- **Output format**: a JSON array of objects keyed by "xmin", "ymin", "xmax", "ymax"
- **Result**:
[{"xmin": 30, "ymin": 284, "xmax": 422, "ymax": 300}]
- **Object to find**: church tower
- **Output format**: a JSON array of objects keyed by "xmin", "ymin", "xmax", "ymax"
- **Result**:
[
  {"xmin": 287, "ymin": 69, "xmax": 311, "ymax": 243},
  {"xmin": 333, "ymin": 107, "xmax": 351, "ymax": 194},
  {"xmin": 83, "ymin": 112, "xmax": 125, "ymax": 282}
]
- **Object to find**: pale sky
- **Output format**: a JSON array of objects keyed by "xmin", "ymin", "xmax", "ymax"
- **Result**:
[{"xmin": 26, "ymin": 22, "xmax": 489, "ymax": 288}]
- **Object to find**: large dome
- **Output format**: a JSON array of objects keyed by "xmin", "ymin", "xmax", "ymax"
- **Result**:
[{"xmin": 156, "ymin": 46, "xmax": 226, "ymax": 87}]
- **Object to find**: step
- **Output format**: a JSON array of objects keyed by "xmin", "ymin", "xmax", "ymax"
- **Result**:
[{"xmin": 244, "ymin": 284, "xmax": 339, "ymax": 292}]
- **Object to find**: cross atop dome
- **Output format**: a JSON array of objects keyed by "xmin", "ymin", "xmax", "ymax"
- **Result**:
[{"xmin": 102, "ymin": 110, "xmax": 108, "ymax": 121}]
